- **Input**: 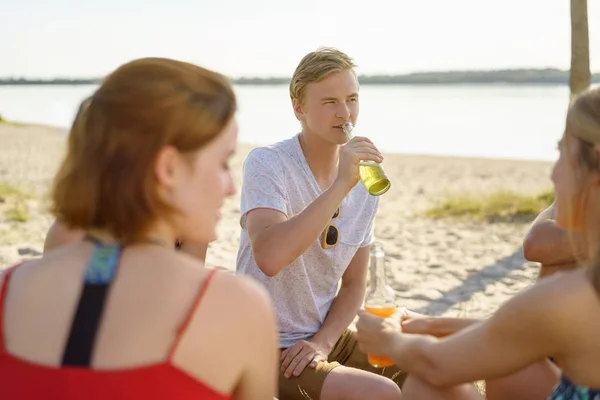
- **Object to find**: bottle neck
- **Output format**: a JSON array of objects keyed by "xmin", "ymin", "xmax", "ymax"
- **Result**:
[
  {"xmin": 342, "ymin": 122, "xmax": 355, "ymax": 141},
  {"xmin": 369, "ymin": 252, "xmax": 388, "ymax": 291}
]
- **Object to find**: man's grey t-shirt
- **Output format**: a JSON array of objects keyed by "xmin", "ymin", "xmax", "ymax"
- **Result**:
[{"xmin": 236, "ymin": 135, "xmax": 379, "ymax": 348}]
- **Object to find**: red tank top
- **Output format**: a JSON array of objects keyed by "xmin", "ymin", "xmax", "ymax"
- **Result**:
[{"xmin": 0, "ymin": 265, "xmax": 230, "ymax": 400}]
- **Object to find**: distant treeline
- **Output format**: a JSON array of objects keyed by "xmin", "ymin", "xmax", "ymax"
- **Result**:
[{"xmin": 1, "ymin": 69, "xmax": 600, "ymax": 86}]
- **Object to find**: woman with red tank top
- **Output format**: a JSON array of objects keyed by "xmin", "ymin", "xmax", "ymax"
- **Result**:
[{"xmin": 0, "ymin": 57, "xmax": 278, "ymax": 399}]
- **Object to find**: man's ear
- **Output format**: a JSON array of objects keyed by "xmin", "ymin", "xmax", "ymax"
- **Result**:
[{"xmin": 292, "ymin": 98, "xmax": 304, "ymax": 122}]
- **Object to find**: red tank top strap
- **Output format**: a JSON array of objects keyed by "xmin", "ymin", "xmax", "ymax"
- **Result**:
[
  {"xmin": 167, "ymin": 269, "xmax": 218, "ymax": 360},
  {"xmin": 0, "ymin": 264, "xmax": 21, "ymax": 354}
]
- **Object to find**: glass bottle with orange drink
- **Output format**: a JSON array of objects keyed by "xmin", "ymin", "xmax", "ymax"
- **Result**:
[{"xmin": 364, "ymin": 242, "xmax": 397, "ymax": 368}]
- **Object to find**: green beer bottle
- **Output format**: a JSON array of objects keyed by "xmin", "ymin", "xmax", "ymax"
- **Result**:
[{"xmin": 342, "ymin": 122, "xmax": 391, "ymax": 196}]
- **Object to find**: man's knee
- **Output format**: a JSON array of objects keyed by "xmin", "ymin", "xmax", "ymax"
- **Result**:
[
  {"xmin": 321, "ymin": 366, "xmax": 401, "ymax": 400},
  {"xmin": 369, "ymin": 377, "xmax": 403, "ymax": 400},
  {"xmin": 401, "ymin": 375, "xmax": 482, "ymax": 400}
]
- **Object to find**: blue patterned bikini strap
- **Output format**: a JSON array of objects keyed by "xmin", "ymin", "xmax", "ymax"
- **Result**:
[
  {"xmin": 82, "ymin": 234, "xmax": 122, "ymax": 284},
  {"xmin": 60, "ymin": 234, "xmax": 123, "ymax": 366}
]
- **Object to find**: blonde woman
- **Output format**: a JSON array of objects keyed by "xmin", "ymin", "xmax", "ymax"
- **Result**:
[{"xmin": 356, "ymin": 87, "xmax": 600, "ymax": 400}]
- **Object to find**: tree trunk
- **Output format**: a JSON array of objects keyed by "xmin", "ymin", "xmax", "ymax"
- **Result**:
[{"xmin": 570, "ymin": 0, "xmax": 591, "ymax": 100}]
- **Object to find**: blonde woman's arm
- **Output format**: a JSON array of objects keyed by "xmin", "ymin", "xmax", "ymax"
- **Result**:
[
  {"xmin": 356, "ymin": 272, "xmax": 580, "ymax": 387},
  {"xmin": 401, "ymin": 314, "xmax": 482, "ymax": 338}
]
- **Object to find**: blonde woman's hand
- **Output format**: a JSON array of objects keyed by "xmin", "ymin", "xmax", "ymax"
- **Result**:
[
  {"xmin": 398, "ymin": 308, "xmax": 428, "ymax": 322},
  {"xmin": 399, "ymin": 308, "xmax": 437, "ymax": 336},
  {"xmin": 355, "ymin": 309, "xmax": 402, "ymax": 359}
]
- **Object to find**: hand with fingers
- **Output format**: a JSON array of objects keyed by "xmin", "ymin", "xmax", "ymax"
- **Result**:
[
  {"xmin": 355, "ymin": 309, "xmax": 402, "ymax": 361},
  {"xmin": 398, "ymin": 307, "xmax": 427, "ymax": 322},
  {"xmin": 397, "ymin": 308, "xmax": 432, "ymax": 335},
  {"xmin": 336, "ymin": 136, "xmax": 384, "ymax": 191},
  {"xmin": 280, "ymin": 340, "xmax": 330, "ymax": 379}
]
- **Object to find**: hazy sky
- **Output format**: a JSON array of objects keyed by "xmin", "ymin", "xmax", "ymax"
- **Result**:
[{"xmin": 1, "ymin": 0, "xmax": 598, "ymax": 78}]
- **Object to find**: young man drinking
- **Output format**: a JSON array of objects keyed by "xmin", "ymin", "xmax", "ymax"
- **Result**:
[{"xmin": 236, "ymin": 48, "xmax": 405, "ymax": 400}]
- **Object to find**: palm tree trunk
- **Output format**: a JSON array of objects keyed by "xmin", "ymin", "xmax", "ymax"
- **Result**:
[{"xmin": 570, "ymin": 0, "xmax": 591, "ymax": 100}]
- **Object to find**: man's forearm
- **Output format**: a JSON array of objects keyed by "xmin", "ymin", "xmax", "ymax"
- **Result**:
[
  {"xmin": 311, "ymin": 284, "xmax": 366, "ymax": 351},
  {"xmin": 251, "ymin": 181, "xmax": 349, "ymax": 276}
]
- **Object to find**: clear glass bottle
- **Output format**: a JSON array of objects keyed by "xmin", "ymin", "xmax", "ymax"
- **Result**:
[
  {"xmin": 342, "ymin": 122, "xmax": 391, "ymax": 196},
  {"xmin": 364, "ymin": 242, "xmax": 396, "ymax": 368}
]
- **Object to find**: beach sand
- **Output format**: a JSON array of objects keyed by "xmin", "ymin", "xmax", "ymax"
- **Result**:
[{"xmin": 0, "ymin": 123, "xmax": 554, "ymax": 318}]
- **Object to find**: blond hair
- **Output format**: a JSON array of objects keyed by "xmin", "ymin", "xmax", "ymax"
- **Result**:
[
  {"xmin": 289, "ymin": 47, "xmax": 357, "ymax": 104},
  {"xmin": 565, "ymin": 86, "xmax": 600, "ymax": 292}
]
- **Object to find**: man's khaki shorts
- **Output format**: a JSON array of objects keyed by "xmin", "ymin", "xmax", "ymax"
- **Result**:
[{"xmin": 278, "ymin": 329, "xmax": 407, "ymax": 400}]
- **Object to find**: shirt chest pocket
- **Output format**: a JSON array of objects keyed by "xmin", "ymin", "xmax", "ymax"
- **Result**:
[{"xmin": 335, "ymin": 217, "xmax": 370, "ymax": 246}]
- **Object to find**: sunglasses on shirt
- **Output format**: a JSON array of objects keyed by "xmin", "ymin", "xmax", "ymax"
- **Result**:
[{"xmin": 321, "ymin": 207, "xmax": 340, "ymax": 249}]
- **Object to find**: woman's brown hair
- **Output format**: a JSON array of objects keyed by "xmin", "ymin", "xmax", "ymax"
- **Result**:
[
  {"xmin": 52, "ymin": 57, "xmax": 236, "ymax": 243},
  {"xmin": 565, "ymin": 86, "xmax": 600, "ymax": 293}
]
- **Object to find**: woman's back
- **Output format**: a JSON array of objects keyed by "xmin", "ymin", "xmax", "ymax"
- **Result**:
[
  {"xmin": 546, "ymin": 269, "xmax": 600, "ymax": 392},
  {"xmin": 0, "ymin": 238, "xmax": 277, "ymax": 399}
]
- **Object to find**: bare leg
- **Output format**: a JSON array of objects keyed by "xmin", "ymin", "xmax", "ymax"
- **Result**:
[
  {"xmin": 485, "ymin": 359, "xmax": 560, "ymax": 400},
  {"xmin": 400, "ymin": 375, "xmax": 483, "ymax": 400},
  {"xmin": 320, "ymin": 365, "xmax": 402, "ymax": 400}
]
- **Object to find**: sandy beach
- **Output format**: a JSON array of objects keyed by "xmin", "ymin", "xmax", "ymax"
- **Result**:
[{"xmin": 0, "ymin": 123, "xmax": 554, "ymax": 319}]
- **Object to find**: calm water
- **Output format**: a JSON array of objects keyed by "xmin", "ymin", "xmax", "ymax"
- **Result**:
[{"xmin": 0, "ymin": 84, "xmax": 575, "ymax": 161}]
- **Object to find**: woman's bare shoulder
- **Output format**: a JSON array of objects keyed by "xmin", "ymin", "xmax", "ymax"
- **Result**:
[
  {"xmin": 209, "ymin": 270, "xmax": 273, "ymax": 313},
  {"xmin": 534, "ymin": 268, "xmax": 593, "ymax": 301},
  {"xmin": 501, "ymin": 268, "xmax": 596, "ymax": 327},
  {"xmin": 170, "ymin": 252, "xmax": 273, "ymax": 318},
  {"xmin": 179, "ymin": 267, "xmax": 277, "ymax": 355}
]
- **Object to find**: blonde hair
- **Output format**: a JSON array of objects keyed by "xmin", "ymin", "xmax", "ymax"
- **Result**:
[
  {"xmin": 565, "ymin": 86, "xmax": 600, "ymax": 293},
  {"xmin": 289, "ymin": 47, "xmax": 357, "ymax": 104}
]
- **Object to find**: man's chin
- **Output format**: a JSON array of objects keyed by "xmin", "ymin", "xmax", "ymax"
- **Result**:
[
  {"xmin": 305, "ymin": 130, "xmax": 347, "ymax": 145},
  {"xmin": 326, "ymin": 130, "xmax": 349, "ymax": 145}
]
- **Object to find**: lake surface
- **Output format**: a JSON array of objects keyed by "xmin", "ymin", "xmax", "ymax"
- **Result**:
[{"xmin": 0, "ymin": 83, "xmax": 576, "ymax": 161}]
